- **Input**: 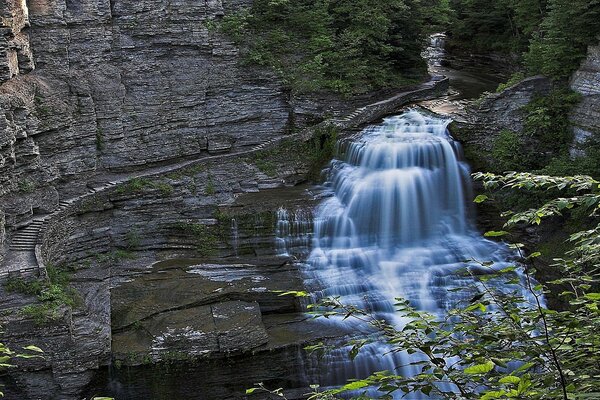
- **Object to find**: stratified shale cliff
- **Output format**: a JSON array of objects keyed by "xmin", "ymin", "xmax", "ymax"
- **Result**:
[
  {"xmin": 0, "ymin": 0, "xmax": 294, "ymax": 258},
  {"xmin": 0, "ymin": 0, "xmax": 303, "ymax": 397},
  {"xmin": 570, "ymin": 40, "xmax": 600, "ymax": 154}
]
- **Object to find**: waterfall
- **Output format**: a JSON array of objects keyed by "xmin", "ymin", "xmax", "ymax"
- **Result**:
[
  {"xmin": 275, "ymin": 207, "xmax": 313, "ymax": 258},
  {"xmin": 279, "ymin": 110, "xmax": 537, "ymax": 398},
  {"xmin": 230, "ymin": 218, "xmax": 239, "ymax": 256},
  {"xmin": 423, "ymin": 33, "xmax": 447, "ymax": 70}
]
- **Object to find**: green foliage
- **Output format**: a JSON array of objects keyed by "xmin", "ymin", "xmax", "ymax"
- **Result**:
[
  {"xmin": 125, "ymin": 230, "xmax": 141, "ymax": 250},
  {"xmin": 522, "ymin": 89, "xmax": 581, "ymax": 165},
  {"xmin": 252, "ymin": 156, "xmax": 277, "ymax": 177},
  {"xmin": 249, "ymin": 124, "xmax": 339, "ymax": 181},
  {"xmin": 0, "ymin": 341, "xmax": 44, "ymax": 396},
  {"xmin": 488, "ymin": 88, "xmax": 582, "ymax": 175},
  {"xmin": 306, "ymin": 124, "xmax": 339, "ymax": 179},
  {"xmin": 421, "ymin": 0, "xmax": 454, "ymax": 31},
  {"xmin": 95, "ymin": 249, "xmax": 137, "ymax": 265},
  {"xmin": 5, "ymin": 266, "xmax": 81, "ymax": 325},
  {"xmin": 204, "ymin": 175, "xmax": 216, "ymax": 195},
  {"xmin": 524, "ymin": 0, "xmax": 600, "ymax": 79},
  {"xmin": 17, "ymin": 178, "xmax": 36, "ymax": 193},
  {"xmin": 115, "ymin": 178, "xmax": 173, "ymax": 196},
  {"xmin": 496, "ymin": 72, "xmax": 526, "ymax": 92},
  {"xmin": 173, "ymin": 222, "xmax": 218, "ymax": 257},
  {"xmin": 217, "ymin": 0, "xmax": 427, "ymax": 94},
  {"xmin": 448, "ymin": 0, "xmax": 599, "ymax": 80},
  {"xmin": 448, "ymin": 0, "xmax": 545, "ymax": 54},
  {"xmin": 4, "ymin": 277, "xmax": 44, "ymax": 296},
  {"xmin": 491, "ymin": 130, "xmax": 525, "ymax": 173}
]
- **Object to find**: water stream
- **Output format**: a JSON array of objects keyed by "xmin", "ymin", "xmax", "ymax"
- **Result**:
[{"xmin": 277, "ymin": 110, "xmax": 532, "ymax": 397}]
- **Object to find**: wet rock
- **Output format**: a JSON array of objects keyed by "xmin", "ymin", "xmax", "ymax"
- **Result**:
[{"xmin": 570, "ymin": 40, "xmax": 600, "ymax": 157}]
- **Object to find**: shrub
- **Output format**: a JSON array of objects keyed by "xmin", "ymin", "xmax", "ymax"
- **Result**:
[{"xmin": 6, "ymin": 266, "xmax": 81, "ymax": 325}]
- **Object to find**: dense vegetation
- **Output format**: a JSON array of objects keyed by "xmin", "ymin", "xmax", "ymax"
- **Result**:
[
  {"xmin": 447, "ymin": 0, "xmax": 600, "ymax": 79},
  {"xmin": 215, "ymin": 0, "xmax": 435, "ymax": 94},
  {"xmin": 490, "ymin": 88, "xmax": 586, "ymax": 176}
]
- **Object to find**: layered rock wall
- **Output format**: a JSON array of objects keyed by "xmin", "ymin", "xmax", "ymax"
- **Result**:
[
  {"xmin": 570, "ymin": 40, "xmax": 600, "ymax": 155},
  {"xmin": 0, "ymin": 0, "xmax": 291, "ymax": 257}
]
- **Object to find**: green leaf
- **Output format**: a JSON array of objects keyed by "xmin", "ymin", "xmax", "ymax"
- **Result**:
[
  {"xmin": 341, "ymin": 380, "xmax": 369, "ymax": 391},
  {"xmin": 515, "ymin": 362, "xmax": 535, "ymax": 373},
  {"xmin": 474, "ymin": 194, "xmax": 489, "ymax": 203},
  {"xmin": 499, "ymin": 376, "xmax": 521, "ymax": 385},
  {"xmin": 23, "ymin": 345, "xmax": 43, "ymax": 353},
  {"xmin": 481, "ymin": 390, "xmax": 507, "ymax": 400},
  {"xmin": 484, "ymin": 231, "xmax": 509, "ymax": 237},
  {"xmin": 584, "ymin": 293, "xmax": 600, "ymax": 301},
  {"xmin": 245, "ymin": 388, "xmax": 257, "ymax": 394},
  {"xmin": 464, "ymin": 360, "xmax": 495, "ymax": 374}
]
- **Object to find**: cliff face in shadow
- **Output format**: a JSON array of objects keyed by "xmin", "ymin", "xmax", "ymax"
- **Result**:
[{"xmin": 0, "ymin": 0, "xmax": 294, "ymax": 257}]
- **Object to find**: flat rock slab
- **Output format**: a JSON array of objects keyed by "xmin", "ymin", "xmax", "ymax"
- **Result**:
[
  {"xmin": 112, "ymin": 300, "xmax": 268, "ymax": 365},
  {"xmin": 111, "ymin": 258, "xmax": 302, "ymax": 330}
]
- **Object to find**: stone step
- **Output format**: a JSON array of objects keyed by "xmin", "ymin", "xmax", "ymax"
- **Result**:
[
  {"xmin": 11, "ymin": 245, "xmax": 37, "ymax": 249},
  {"xmin": 10, "ymin": 243, "xmax": 36, "ymax": 251},
  {"xmin": 15, "ymin": 232, "xmax": 40, "ymax": 238},
  {"xmin": 18, "ymin": 226, "xmax": 41, "ymax": 231},
  {"xmin": 12, "ymin": 242, "xmax": 37, "ymax": 247},
  {"xmin": 13, "ymin": 231, "xmax": 38, "ymax": 236},
  {"xmin": 13, "ymin": 234, "xmax": 39, "ymax": 240},
  {"xmin": 13, "ymin": 235, "xmax": 38, "ymax": 240}
]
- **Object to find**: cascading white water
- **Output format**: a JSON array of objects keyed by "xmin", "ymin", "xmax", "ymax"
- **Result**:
[
  {"xmin": 275, "ymin": 207, "xmax": 313, "ymax": 258},
  {"xmin": 282, "ymin": 110, "xmax": 534, "ymax": 397}
]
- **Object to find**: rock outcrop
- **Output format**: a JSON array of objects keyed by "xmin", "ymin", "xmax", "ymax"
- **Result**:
[
  {"xmin": 448, "ymin": 76, "xmax": 552, "ymax": 171},
  {"xmin": 0, "ymin": 0, "xmax": 293, "ymax": 264},
  {"xmin": 0, "ymin": 0, "xmax": 34, "ymax": 83},
  {"xmin": 570, "ymin": 40, "xmax": 600, "ymax": 156}
]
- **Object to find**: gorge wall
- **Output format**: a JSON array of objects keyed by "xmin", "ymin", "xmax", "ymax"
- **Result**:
[
  {"xmin": 0, "ymin": 0, "xmax": 297, "ymax": 265},
  {"xmin": 570, "ymin": 41, "xmax": 600, "ymax": 155}
]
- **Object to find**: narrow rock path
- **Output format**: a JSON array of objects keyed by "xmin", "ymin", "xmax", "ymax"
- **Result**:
[{"xmin": 0, "ymin": 78, "xmax": 447, "ymax": 278}]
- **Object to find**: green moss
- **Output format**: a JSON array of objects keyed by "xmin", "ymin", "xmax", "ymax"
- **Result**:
[
  {"xmin": 248, "ymin": 124, "xmax": 338, "ymax": 181},
  {"xmin": 96, "ymin": 127, "xmax": 105, "ymax": 151},
  {"xmin": 17, "ymin": 178, "xmax": 36, "ymax": 193},
  {"xmin": 253, "ymin": 158, "xmax": 278, "ymax": 177},
  {"xmin": 95, "ymin": 249, "xmax": 137, "ymax": 264},
  {"xmin": 166, "ymin": 164, "xmax": 205, "ymax": 180},
  {"xmin": 496, "ymin": 72, "xmax": 526, "ymax": 93},
  {"xmin": 115, "ymin": 178, "xmax": 174, "ymax": 196},
  {"xmin": 173, "ymin": 223, "xmax": 218, "ymax": 257},
  {"xmin": 125, "ymin": 230, "xmax": 141, "ymax": 250},
  {"xmin": 11, "ymin": 265, "xmax": 81, "ymax": 325},
  {"xmin": 204, "ymin": 175, "xmax": 216, "ymax": 195},
  {"xmin": 4, "ymin": 277, "xmax": 44, "ymax": 296}
]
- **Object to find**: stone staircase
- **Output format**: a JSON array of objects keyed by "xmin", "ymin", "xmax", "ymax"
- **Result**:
[
  {"xmin": 9, "ymin": 219, "xmax": 44, "ymax": 252},
  {"xmin": 1, "ymin": 181, "xmax": 119, "ymax": 277}
]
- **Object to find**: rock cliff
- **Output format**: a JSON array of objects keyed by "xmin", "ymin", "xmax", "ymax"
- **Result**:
[
  {"xmin": 0, "ymin": 0, "xmax": 294, "ymax": 264},
  {"xmin": 570, "ymin": 40, "xmax": 600, "ymax": 155}
]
